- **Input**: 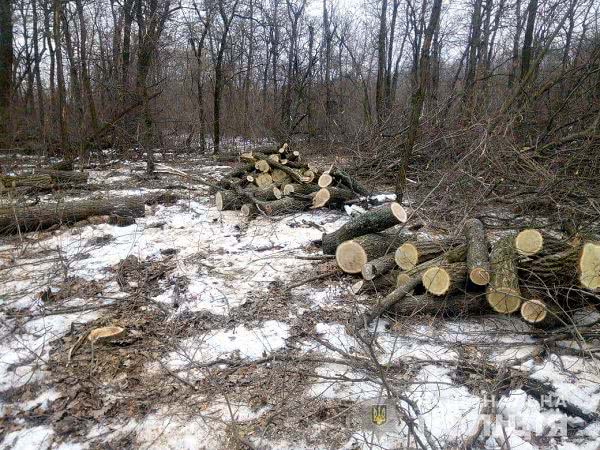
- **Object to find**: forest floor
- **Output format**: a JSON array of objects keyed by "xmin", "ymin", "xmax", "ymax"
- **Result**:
[{"xmin": 1, "ymin": 149, "xmax": 600, "ymax": 450}]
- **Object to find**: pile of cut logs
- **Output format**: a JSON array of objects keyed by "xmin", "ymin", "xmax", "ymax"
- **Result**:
[
  {"xmin": 213, "ymin": 144, "xmax": 371, "ymax": 218},
  {"xmin": 320, "ymin": 202, "xmax": 600, "ymax": 328}
]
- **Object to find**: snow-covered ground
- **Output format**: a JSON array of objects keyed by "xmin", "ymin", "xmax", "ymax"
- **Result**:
[{"xmin": 1, "ymin": 158, "xmax": 600, "ymax": 449}]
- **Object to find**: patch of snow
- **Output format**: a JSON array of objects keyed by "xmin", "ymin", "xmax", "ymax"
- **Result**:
[{"xmin": 0, "ymin": 425, "xmax": 53, "ymax": 450}]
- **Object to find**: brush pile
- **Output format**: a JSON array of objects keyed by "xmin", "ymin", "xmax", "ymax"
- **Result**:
[
  {"xmin": 213, "ymin": 144, "xmax": 371, "ymax": 218},
  {"xmin": 320, "ymin": 203, "xmax": 600, "ymax": 329}
]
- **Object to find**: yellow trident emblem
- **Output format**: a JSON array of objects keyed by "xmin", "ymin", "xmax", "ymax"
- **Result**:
[{"xmin": 371, "ymin": 404, "xmax": 387, "ymax": 426}]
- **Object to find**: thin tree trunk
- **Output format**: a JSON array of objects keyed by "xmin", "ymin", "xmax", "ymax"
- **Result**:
[{"xmin": 394, "ymin": 0, "xmax": 443, "ymax": 202}]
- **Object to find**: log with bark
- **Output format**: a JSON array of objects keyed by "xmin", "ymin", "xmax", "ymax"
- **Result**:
[
  {"xmin": 0, "ymin": 197, "xmax": 145, "ymax": 234},
  {"xmin": 336, "ymin": 232, "xmax": 406, "ymax": 274},
  {"xmin": 464, "ymin": 218, "xmax": 491, "ymax": 286},
  {"xmin": 487, "ymin": 235, "xmax": 522, "ymax": 314},
  {"xmin": 256, "ymin": 197, "xmax": 310, "ymax": 216},
  {"xmin": 394, "ymin": 238, "xmax": 459, "ymax": 270},
  {"xmin": 520, "ymin": 298, "xmax": 563, "ymax": 328},
  {"xmin": 421, "ymin": 262, "xmax": 467, "ymax": 296},
  {"xmin": 390, "ymin": 292, "xmax": 484, "ymax": 317},
  {"xmin": 215, "ymin": 190, "xmax": 246, "ymax": 211},
  {"xmin": 514, "ymin": 229, "xmax": 574, "ymax": 257},
  {"xmin": 321, "ymin": 202, "xmax": 408, "ymax": 254},
  {"xmin": 1, "ymin": 174, "xmax": 54, "ymax": 190},
  {"xmin": 283, "ymin": 183, "xmax": 321, "ymax": 196},
  {"xmin": 361, "ymin": 253, "xmax": 397, "ymax": 281},
  {"xmin": 312, "ymin": 187, "xmax": 355, "ymax": 208},
  {"xmin": 522, "ymin": 240, "xmax": 600, "ymax": 291},
  {"xmin": 36, "ymin": 169, "xmax": 89, "ymax": 184}
]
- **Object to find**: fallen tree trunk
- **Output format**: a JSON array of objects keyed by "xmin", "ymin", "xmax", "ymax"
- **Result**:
[
  {"xmin": 336, "ymin": 233, "xmax": 405, "ymax": 274},
  {"xmin": 390, "ymin": 292, "xmax": 484, "ymax": 317},
  {"xmin": 36, "ymin": 169, "xmax": 89, "ymax": 184},
  {"xmin": 0, "ymin": 197, "xmax": 145, "ymax": 234},
  {"xmin": 1, "ymin": 175, "xmax": 53, "ymax": 190},
  {"xmin": 465, "ymin": 218, "xmax": 491, "ymax": 286},
  {"xmin": 487, "ymin": 235, "xmax": 522, "ymax": 314},
  {"xmin": 256, "ymin": 197, "xmax": 310, "ymax": 216},
  {"xmin": 421, "ymin": 262, "xmax": 467, "ymax": 296},
  {"xmin": 321, "ymin": 202, "xmax": 408, "ymax": 254},
  {"xmin": 312, "ymin": 187, "xmax": 355, "ymax": 208}
]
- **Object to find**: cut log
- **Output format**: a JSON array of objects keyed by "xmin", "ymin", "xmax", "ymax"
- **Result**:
[
  {"xmin": 0, "ymin": 197, "xmax": 145, "ymax": 235},
  {"xmin": 240, "ymin": 152, "xmax": 255, "ymax": 162},
  {"xmin": 465, "ymin": 218, "xmax": 491, "ymax": 286},
  {"xmin": 312, "ymin": 187, "xmax": 355, "ymax": 208},
  {"xmin": 273, "ymin": 186, "xmax": 283, "ymax": 199},
  {"xmin": 336, "ymin": 233, "xmax": 403, "ymax": 274},
  {"xmin": 303, "ymin": 170, "xmax": 316, "ymax": 183},
  {"xmin": 520, "ymin": 299, "xmax": 562, "ymax": 328},
  {"xmin": 271, "ymin": 169, "xmax": 291, "ymax": 185},
  {"xmin": 515, "ymin": 229, "xmax": 573, "ymax": 257},
  {"xmin": 253, "ymin": 152, "xmax": 310, "ymax": 183},
  {"xmin": 328, "ymin": 167, "xmax": 369, "ymax": 196},
  {"xmin": 268, "ymin": 154, "xmax": 280, "ymax": 163},
  {"xmin": 391, "ymin": 293, "xmax": 484, "ymax": 317},
  {"xmin": 240, "ymin": 203, "xmax": 258, "ymax": 219},
  {"xmin": 215, "ymin": 190, "xmax": 246, "ymax": 211},
  {"xmin": 283, "ymin": 183, "xmax": 321, "ymax": 196},
  {"xmin": 1, "ymin": 174, "xmax": 53, "ymax": 190},
  {"xmin": 318, "ymin": 173, "xmax": 334, "ymax": 188},
  {"xmin": 256, "ymin": 197, "xmax": 310, "ymax": 216},
  {"xmin": 520, "ymin": 240, "xmax": 600, "ymax": 290},
  {"xmin": 421, "ymin": 263, "xmax": 467, "ymax": 296},
  {"xmin": 580, "ymin": 242, "xmax": 600, "ymax": 290},
  {"xmin": 321, "ymin": 202, "xmax": 408, "ymax": 254},
  {"xmin": 396, "ymin": 272, "xmax": 412, "ymax": 287},
  {"xmin": 255, "ymin": 160, "xmax": 271, "ymax": 173},
  {"xmin": 395, "ymin": 239, "xmax": 457, "ymax": 270},
  {"xmin": 487, "ymin": 235, "xmax": 522, "ymax": 314},
  {"xmin": 36, "ymin": 169, "xmax": 89, "ymax": 184},
  {"xmin": 255, "ymin": 173, "xmax": 273, "ymax": 188},
  {"xmin": 361, "ymin": 253, "xmax": 397, "ymax": 281},
  {"xmin": 515, "ymin": 229, "xmax": 543, "ymax": 256},
  {"xmin": 246, "ymin": 185, "xmax": 279, "ymax": 201}
]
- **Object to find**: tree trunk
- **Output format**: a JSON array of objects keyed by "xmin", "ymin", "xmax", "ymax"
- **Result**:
[
  {"xmin": 321, "ymin": 202, "xmax": 408, "ymax": 254},
  {"xmin": 0, "ymin": 0, "xmax": 11, "ymax": 142},
  {"xmin": 0, "ymin": 197, "xmax": 145, "ymax": 235},
  {"xmin": 520, "ymin": 0, "xmax": 538, "ymax": 80},
  {"xmin": 394, "ymin": 0, "xmax": 443, "ymax": 202},
  {"xmin": 395, "ymin": 238, "xmax": 459, "ymax": 270}
]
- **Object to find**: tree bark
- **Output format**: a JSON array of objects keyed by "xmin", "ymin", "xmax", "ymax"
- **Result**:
[
  {"xmin": 0, "ymin": 197, "xmax": 145, "ymax": 234},
  {"xmin": 487, "ymin": 235, "xmax": 522, "ymax": 313},
  {"xmin": 321, "ymin": 202, "xmax": 408, "ymax": 254}
]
